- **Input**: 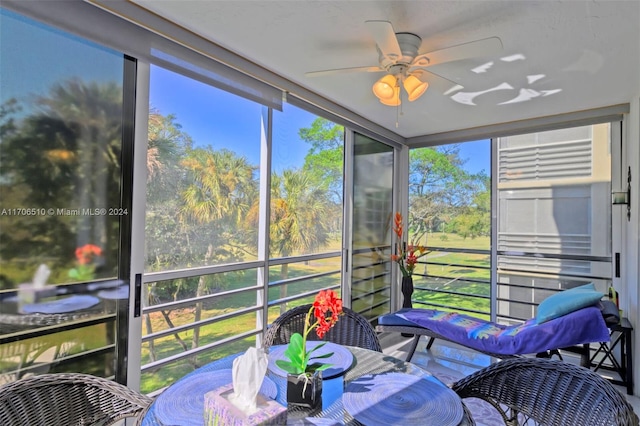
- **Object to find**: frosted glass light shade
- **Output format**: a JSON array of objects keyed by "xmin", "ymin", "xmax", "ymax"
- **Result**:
[
  {"xmin": 379, "ymin": 85, "xmax": 401, "ymax": 106},
  {"xmin": 404, "ymin": 75, "xmax": 428, "ymax": 101},
  {"xmin": 372, "ymin": 74, "xmax": 398, "ymax": 100}
]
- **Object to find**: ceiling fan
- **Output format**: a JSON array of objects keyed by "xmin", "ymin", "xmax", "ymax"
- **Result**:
[{"xmin": 305, "ymin": 21, "xmax": 503, "ymax": 106}]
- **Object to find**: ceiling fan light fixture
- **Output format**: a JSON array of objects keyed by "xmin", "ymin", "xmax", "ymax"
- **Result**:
[
  {"xmin": 372, "ymin": 74, "xmax": 398, "ymax": 100},
  {"xmin": 404, "ymin": 74, "xmax": 429, "ymax": 101},
  {"xmin": 379, "ymin": 85, "xmax": 401, "ymax": 106}
]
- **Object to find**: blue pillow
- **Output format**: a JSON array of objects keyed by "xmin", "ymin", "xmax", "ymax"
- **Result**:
[
  {"xmin": 536, "ymin": 285, "xmax": 603, "ymax": 324},
  {"xmin": 569, "ymin": 283, "xmax": 596, "ymax": 291}
]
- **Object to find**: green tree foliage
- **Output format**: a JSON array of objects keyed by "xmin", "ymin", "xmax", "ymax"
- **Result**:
[
  {"xmin": 179, "ymin": 147, "xmax": 258, "ymax": 275},
  {"xmin": 299, "ymin": 118, "xmax": 344, "ymax": 203},
  {"xmin": 409, "ymin": 145, "xmax": 488, "ymax": 243},
  {"xmin": 268, "ymin": 168, "xmax": 332, "ymax": 312},
  {"xmin": 448, "ymin": 176, "xmax": 491, "ymax": 239},
  {"xmin": 147, "ymin": 108, "xmax": 192, "ymax": 201},
  {"xmin": 145, "ymin": 141, "xmax": 258, "ymax": 298},
  {"xmin": 269, "ymin": 169, "xmax": 330, "ymax": 259}
]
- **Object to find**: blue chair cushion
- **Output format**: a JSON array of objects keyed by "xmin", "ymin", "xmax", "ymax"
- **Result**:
[{"xmin": 378, "ymin": 308, "xmax": 416, "ymax": 327}]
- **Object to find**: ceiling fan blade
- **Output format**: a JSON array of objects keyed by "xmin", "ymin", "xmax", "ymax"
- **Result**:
[
  {"xmin": 411, "ymin": 37, "xmax": 503, "ymax": 68},
  {"xmin": 365, "ymin": 20, "xmax": 402, "ymax": 62},
  {"xmin": 305, "ymin": 66, "xmax": 383, "ymax": 77},
  {"xmin": 411, "ymin": 69, "xmax": 464, "ymax": 90}
]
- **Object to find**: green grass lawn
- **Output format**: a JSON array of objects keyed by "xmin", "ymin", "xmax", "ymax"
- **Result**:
[{"xmin": 423, "ymin": 232, "xmax": 490, "ymax": 251}]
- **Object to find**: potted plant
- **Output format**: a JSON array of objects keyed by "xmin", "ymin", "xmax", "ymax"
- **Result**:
[
  {"xmin": 68, "ymin": 244, "xmax": 102, "ymax": 281},
  {"xmin": 275, "ymin": 289, "xmax": 343, "ymax": 409}
]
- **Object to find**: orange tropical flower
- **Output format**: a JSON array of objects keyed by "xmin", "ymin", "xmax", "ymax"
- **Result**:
[
  {"xmin": 313, "ymin": 289, "xmax": 343, "ymax": 338},
  {"xmin": 391, "ymin": 212, "xmax": 430, "ymax": 277},
  {"xmin": 276, "ymin": 289, "xmax": 343, "ymax": 376}
]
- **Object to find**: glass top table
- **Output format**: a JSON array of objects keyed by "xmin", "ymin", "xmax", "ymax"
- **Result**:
[{"xmin": 141, "ymin": 346, "xmax": 472, "ymax": 425}]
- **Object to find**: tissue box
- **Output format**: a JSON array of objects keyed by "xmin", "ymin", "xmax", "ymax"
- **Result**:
[{"xmin": 204, "ymin": 383, "xmax": 287, "ymax": 426}]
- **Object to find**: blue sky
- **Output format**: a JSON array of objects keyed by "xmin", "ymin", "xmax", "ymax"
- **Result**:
[
  {"xmin": 150, "ymin": 65, "xmax": 490, "ymax": 174},
  {"xmin": 458, "ymin": 141, "xmax": 490, "ymax": 175},
  {"xmin": 150, "ymin": 65, "xmax": 318, "ymax": 171},
  {"xmin": 0, "ymin": 10, "xmax": 123, "ymax": 106}
]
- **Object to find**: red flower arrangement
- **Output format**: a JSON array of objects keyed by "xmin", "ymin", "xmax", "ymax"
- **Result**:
[
  {"xmin": 68, "ymin": 244, "xmax": 102, "ymax": 281},
  {"xmin": 391, "ymin": 212, "xmax": 430, "ymax": 277},
  {"xmin": 275, "ymin": 289, "xmax": 343, "ymax": 376}
]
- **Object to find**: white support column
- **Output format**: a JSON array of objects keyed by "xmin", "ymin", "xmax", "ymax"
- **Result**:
[
  {"xmin": 394, "ymin": 144, "xmax": 410, "ymax": 311},
  {"xmin": 256, "ymin": 106, "xmax": 272, "ymax": 347},
  {"xmin": 126, "ymin": 60, "xmax": 150, "ymax": 392}
]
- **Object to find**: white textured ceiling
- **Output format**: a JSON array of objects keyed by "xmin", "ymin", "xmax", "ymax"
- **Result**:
[{"xmin": 131, "ymin": 0, "xmax": 640, "ymax": 140}]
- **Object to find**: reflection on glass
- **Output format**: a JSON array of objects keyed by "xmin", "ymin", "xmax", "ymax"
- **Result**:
[
  {"xmin": 351, "ymin": 133, "xmax": 393, "ymax": 320},
  {"xmin": 0, "ymin": 8, "xmax": 127, "ymax": 383},
  {"xmin": 497, "ymin": 124, "xmax": 612, "ymax": 320},
  {"xmin": 0, "ymin": 9, "xmax": 124, "ymax": 289}
]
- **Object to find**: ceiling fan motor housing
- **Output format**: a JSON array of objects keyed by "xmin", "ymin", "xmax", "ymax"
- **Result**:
[{"xmin": 377, "ymin": 32, "xmax": 422, "ymax": 70}]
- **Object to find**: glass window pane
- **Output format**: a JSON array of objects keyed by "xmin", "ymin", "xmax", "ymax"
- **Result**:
[
  {"xmin": 409, "ymin": 141, "xmax": 491, "ymax": 316},
  {"xmin": 0, "ymin": 8, "xmax": 127, "ymax": 381},
  {"xmin": 497, "ymin": 123, "xmax": 612, "ymax": 321},
  {"xmin": 269, "ymin": 104, "xmax": 344, "ymax": 310},
  {"xmin": 0, "ymin": 9, "xmax": 124, "ymax": 287},
  {"xmin": 351, "ymin": 133, "xmax": 393, "ymax": 320},
  {"xmin": 271, "ymin": 105, "xmax": 344, "ymax": 258}
]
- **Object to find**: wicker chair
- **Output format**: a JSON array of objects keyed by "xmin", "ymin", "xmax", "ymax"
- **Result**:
[
  {"xmin": 452, "ymin": 358, "xmax": 639, "ymax": 426},
  {"xmin": 263, "ymin": 304, "xmax": 383, "ymax": 352},
  {"xmin": 0, "ymin": 373, "xmax": 153, "ymax": 426}
]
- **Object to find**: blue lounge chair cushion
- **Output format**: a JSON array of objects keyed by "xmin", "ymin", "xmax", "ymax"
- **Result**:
[
  {"xmin": 396, "ymin": 305, "xmax": 610, "ymax": 356},
  {"xmin": 378, "ymin": 308, "xmax": 416, "ymax": 327}
]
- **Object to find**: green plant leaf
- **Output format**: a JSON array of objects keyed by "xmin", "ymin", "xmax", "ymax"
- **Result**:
[
  {"xmin": 305, "ymin": 341, "xmax": 327, "ymax": 355},
  {"xmin": 288, "ymin": 333, "xmax": 304, "ymax": 351},
  {"xmin": 284, "ymin": 334, "xmax": 304, "ymax": 363},
  {"xmin": 306, "ymin": 362, "xmax": 333, "ymax": 372},
  {"xmin": 275, "ymin": 359, "xmax": 302, "ymax": 375},
  {"xmin": 309, "ymin": 351, "xmax": 333, "ymax": 360},
  {"xmin": 281, "ymin": 333, "xmax": 307, "ymax": 372}
]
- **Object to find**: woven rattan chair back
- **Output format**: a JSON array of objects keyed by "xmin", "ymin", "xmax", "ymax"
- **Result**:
[
  {"xmin": 263, "ymin": 304, "xmax": 383, "ymax": 352},
  {"xmin": 0, "ymin": 373, "xmax": 152, "ymax": 426},
  {"xmin": 452, "ymin": 358, "xmax": 639, "ymax": 426}
]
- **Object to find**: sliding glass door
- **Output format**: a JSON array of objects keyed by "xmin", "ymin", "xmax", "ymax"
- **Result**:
[
  {"xmin": 0, "ymin": 7, "xmax": 134, "ymax": 384},
  {"xmin": 348, "ymin": 133, "xmax": 394, "ymax": 321}
]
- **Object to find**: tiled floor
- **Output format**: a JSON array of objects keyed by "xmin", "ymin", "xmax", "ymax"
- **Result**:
[{"xmin": 379, "ymin": 332, "xmax": 640, "ymax": 422}]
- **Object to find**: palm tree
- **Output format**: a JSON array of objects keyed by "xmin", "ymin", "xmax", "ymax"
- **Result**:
[
  {"xmin": 146, "ymin": 109, "xmax": 192, "ymax": 193},
  {"xmin": 179, "ymin": 148, "xmax": 257, "ymax": 351},
  {"xmin": 269, "ymin": 169, "xmax": 331, "ymax": 313},
  {"xmin": 144, "ymin": 108, "xmax": 192, "ymax": 361}
]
